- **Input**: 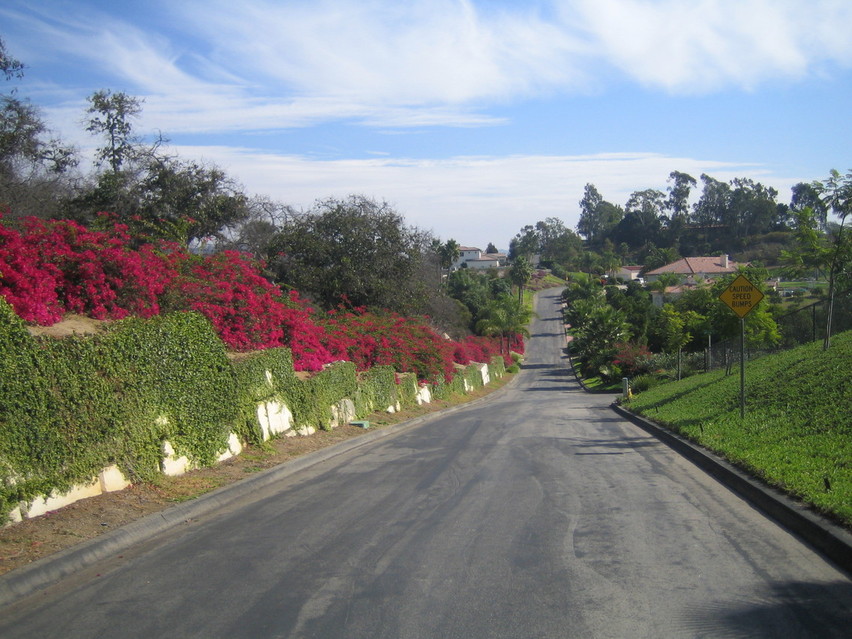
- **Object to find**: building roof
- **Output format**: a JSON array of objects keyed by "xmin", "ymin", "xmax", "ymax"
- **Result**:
[{"xmin": 645, "ymin": 256, "xmax": 740, "ymax": 277}]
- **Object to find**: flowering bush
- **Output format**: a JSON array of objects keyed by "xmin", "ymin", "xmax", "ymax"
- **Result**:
[
  {"xmin": 612, "ymin": 341, "xmax": 653, "ymax": 377},
  {"xmin": 0, "ymin": 216, "xmax": 175, "ymax": 324},
  {"xmin": 0, "ymin": 215, "xmax": 521, "ymax": 379}
]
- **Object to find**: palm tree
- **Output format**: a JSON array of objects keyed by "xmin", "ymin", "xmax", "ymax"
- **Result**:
[
  {"xmin": 475, "ymin": 294, "xmax": 533, "ymax": 354},
  {"xmin": 509, "ymin": 255, "xmax": 533, "ymax": 303}
]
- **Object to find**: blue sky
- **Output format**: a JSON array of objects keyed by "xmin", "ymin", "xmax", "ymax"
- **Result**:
[{"xmin": 2, "ymin": 0, "xmax": 851, "ymax": 249}]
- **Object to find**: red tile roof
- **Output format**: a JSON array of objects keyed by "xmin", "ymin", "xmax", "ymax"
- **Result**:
[{"xmin": 645, "ymin": 256, "xmax": 740, "ymax": 276}]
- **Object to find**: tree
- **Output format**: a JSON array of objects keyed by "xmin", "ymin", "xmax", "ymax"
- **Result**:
[
  {"xmin": 665, "ymin": 170, "xmax": 696, "ymax": 244},
  {"xmin": 475, "ymin": 294, "xmax": 532, "ymax": 355},
  {"xmin": 692, "ymin": 174, "xmax": 731, "ymax": 227},
  {"xmin": 508, "ymin": 225, "xmax": 538, "ymax": 261},
  {"xmin": 437, "ymin": 239, "xmax": 461, "ymax": 273},
  {"xmin": 791, "ymin": 181, "xmax": 828, "ymax": 229},
  {"xmin": 509, "ymin": 255, "xmax": 533, "ymax": 303},
  {"xmin": 797, "ymin": 170, "xmax": 852, "ymax": 349},
  {"xmin": 577, "ymin": 183, "xmax": 623, "ymax": 243},
  {"xmin": 0, "ymin": 37, "xmax": 24, "ymax": 81},
  {"xmin": 0, "ymin": 39, "xmax": 76, "ymax": 218},
  {"xmin": 641, "ymin": 245, "xmax": 681, "ymax": 273},
  {"xmin": 656, "ymin": 304, "xmax": 703, "ymax": 379},
  {"xmin": 571, "ymin": 303, "xmax": 630, "ymax": 379},
  {"xmin": 135, "ymin": 156, "xmax": 249, "ymax": 244},
  {"xmin": 270, "ymin": 195, "xmax": 433, "ymax": 313},
  {"xmin": 729, "ymin": 177, "xmax": 778, "ymax": 237},
  {"xmin": 622, "ymin": 188, "xmax": 665, "ymax": 246},
  {"xmin": 666, "ymin": 171, "xmax": 696, "ymax": 222},
  {"xmin": 86, "ymin": 90, "xmax": 143, "ymax": 173},
  {"xmin": 486, "ymin": 242, "xmax": 498, "ymax": 254}
]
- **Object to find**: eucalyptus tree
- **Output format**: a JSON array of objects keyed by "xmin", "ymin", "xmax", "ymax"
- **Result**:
[{"xmin": 577, "ymin": 183, "xmax": 623, "ymax": 244}]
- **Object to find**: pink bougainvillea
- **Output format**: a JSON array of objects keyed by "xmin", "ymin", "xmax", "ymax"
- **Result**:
[{"xmin": 0, "ymin": 215, "xmax": 522, "ymax": 379}]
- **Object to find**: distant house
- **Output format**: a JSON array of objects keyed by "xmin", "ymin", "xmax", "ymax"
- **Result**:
[
  {"xmin": 452, "ymin": 246, "xmax": 501, "ymax": 270},
  {"xmin": 486, "ymin": 251, "xmax": 508, "ymax": 267},
  {"xmin": 646, "ymin": 255, "xmax": 745, "ymax": 307},
  {"xmin": 614, "ymin": 265, "xmax": 644, "ymax": 282},
  {"xmin": 644, "ymin": 255, "xmax": 741, "ymax": 283}
]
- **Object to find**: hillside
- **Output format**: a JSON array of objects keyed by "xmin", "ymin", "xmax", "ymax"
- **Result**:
[{"xmin": 624, "ymin": 331, "xmax": 852, "ymax": 526}]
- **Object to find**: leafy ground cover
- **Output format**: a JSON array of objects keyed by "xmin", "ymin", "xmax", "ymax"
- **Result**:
[
  {"xmin": 623, "ymin": 330, "xmax": 852, "ymax": 527},
  {"xmin": 0, "ymin": 372, "xmax": 515, "ymax": 576}
]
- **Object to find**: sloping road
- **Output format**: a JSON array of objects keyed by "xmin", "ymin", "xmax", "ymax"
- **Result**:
[{"xmin": 1, "ymin": 289, "xmax": 850, "ymax": 637}]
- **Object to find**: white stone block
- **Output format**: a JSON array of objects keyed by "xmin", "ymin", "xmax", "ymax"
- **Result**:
[
  {"xmin": 4, "ymin": 506, "xmax": 23, "ymax": 526},
  {"xmin": 257, "ymin": 400, "xmax": 293, "ymax": 441},
  {"xmin": 161, "ymin": 440, "xmax": 191, "ymax": 477},
  {"xmin": 479, "ymin": 363, "xmax": 490, "ymax": 386},
  {"xmin": 25, "ymin": 479, "xmax": 102, "ymax": 519},
  {"xmin": 331, "ymin": 398, "xmax": 356, "ymax": 427},
  {"xmin": 217, "ymin": 433, "xmax": 243, "ymax": 462},
  {"xmin": 416, "ymin": 385, "xmax": 432, "ymax": 405},
  {"xmin": 99, "ymin": 464, "xmax": 131, "ymax": 492}
]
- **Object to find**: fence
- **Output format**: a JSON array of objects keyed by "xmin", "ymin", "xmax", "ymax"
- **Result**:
[{"xmin": 702, "ymin": 294, "xmax": 852, "ymax": 375}]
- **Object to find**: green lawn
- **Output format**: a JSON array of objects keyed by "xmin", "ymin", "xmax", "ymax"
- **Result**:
[{"xmin": 623, "ymin": 330, "xmax": 852, "ymax": 526}]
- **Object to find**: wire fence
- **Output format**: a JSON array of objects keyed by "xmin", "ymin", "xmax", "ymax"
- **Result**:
[{"xmin": 700, "ymin": 295, "xmax": 852, "ymax": 375}]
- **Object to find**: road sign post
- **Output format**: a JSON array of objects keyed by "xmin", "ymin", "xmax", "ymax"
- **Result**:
[{"xmin": 719, "ymin": 275, "xmax": 764, "ymax": 418}]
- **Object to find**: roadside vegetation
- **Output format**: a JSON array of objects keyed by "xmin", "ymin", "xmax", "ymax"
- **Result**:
[
  {"xmin": 622, "ymin": 331, "xmax": 852, "ymax": 527},
  {"xmin": 0, "ymin": 35, "xmax": 849, "ymax": 527}
]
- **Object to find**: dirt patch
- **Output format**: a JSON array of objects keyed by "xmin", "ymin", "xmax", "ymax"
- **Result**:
[
  {"xmin": 0, "ymin": 376, "xmax": 513, "ymax": 576},
  {"xmin": 26, "ymin": 314, "xmax": 108, "ymax": 338}
]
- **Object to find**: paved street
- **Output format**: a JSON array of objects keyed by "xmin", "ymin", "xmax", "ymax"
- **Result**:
[{"xmin": 1, "ymin": 289, "xmax": 850, "ymax": 638}]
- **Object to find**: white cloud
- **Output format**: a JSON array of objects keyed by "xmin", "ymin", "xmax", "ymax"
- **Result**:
[
  {"xmin": 173, "ymin": 146, "xmax": 799, "ymax": 248},
  {"xmin": 565, "ymin": 0, "xmax": 852, "ymax": 92},
  {"xmin": 9, "ymin": 0, "xmax": 852, "ymax": 136}
]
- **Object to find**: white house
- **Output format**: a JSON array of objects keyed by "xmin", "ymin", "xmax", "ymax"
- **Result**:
[{"xmin": 452, "ymin": 246, "xmax": 501, "ymax": 270}]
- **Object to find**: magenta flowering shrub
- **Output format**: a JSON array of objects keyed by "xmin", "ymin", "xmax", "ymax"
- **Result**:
[
  {"xmin": 453, "ymin": 335, "xmax": 508, "ymax": 367},
  {"xmin": 0, "ymin": 216, "xmax": 176, "ymax": 323},
  {"xmin": 0, "ymin": 215, "xmax": 521, "ymax": 379},
  {"xmin": 170, "ymin": 250, "xmax": 288, "ymax": 352},
  {"xmin": 322, "ymin": 307, "xmax": 458, "ymax": 382}
]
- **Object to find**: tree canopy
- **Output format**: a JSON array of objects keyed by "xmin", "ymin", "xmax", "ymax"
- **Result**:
[{"xmin": 270, "ymin": 195, "xmax": 434, "ymax": 313}]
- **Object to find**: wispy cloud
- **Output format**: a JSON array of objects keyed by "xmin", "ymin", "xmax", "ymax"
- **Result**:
[
  {"xmin": 566, "ymin": 0, "xmax": 852, "ymax": 93},
  {"xmin": 176, "ymin": 146, "xmax": 799, "ymax": 246},
  {"xmin": 7, "ymin": 0, "xmax": 852, "ymax": 135}
]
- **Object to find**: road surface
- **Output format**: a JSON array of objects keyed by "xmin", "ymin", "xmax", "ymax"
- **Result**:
[{"xmin": 1, "ymin": 289, "xmax": 850, "ymax": 637}]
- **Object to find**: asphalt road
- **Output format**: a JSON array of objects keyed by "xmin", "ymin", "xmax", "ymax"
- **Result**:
[{"xmin": 1, "ymin": 290, "xmax": 850, "ymax": 638}]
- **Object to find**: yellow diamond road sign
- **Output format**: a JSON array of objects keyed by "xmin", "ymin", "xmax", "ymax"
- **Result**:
[{"xmin": 719, "ymin": 274, "xmax": 764, "ymax": 318}]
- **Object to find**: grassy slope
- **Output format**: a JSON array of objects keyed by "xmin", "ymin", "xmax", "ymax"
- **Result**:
[{"xmin": 624, "ymin": 330, "xmax": 852, "ymax": 526}]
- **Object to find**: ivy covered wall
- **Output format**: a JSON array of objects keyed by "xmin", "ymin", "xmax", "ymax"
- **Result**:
[{"xmin": 0, "ymin": 299, "xmax": 505, "ymax": 522}]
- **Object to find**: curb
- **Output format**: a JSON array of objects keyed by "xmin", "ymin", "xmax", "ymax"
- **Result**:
[
  {"xmin": 611, "ymin": 403, "xmax": 852, "ymax": 577},
  {"xmin": 0, "ymin": 372, "xmax": 521, "ymax": 608}
]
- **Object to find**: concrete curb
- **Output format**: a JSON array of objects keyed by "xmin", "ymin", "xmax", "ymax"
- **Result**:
[
  {"xmin": 0, "ymin": 372, "xmax": 521, "ymax": 608},
  {"xmin": 611, "ymin": 402, "xmax": 852, "ymax": 577}
]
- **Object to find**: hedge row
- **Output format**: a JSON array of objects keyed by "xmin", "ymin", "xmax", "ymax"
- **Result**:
[{"xmin": 0, "ymin": 298, "xmax": 505, "ymax": 522}]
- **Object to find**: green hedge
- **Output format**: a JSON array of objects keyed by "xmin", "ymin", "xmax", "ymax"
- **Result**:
[
  {"xmin": 0, "ymin": 303, "xmax": 241, "ymax": 517},
  {"xmin": 0, "ymin": 299, "xmax": 507, "ymax": 522}
]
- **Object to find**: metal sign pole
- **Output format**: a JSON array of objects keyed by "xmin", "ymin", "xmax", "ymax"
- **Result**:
[
  {"xmin": 718, "ymin": 274, "xmax": 764, "ymax": 420},
  {"xmin": 740, "ymin": 317, "xmax": 745, "ymax": 419}
]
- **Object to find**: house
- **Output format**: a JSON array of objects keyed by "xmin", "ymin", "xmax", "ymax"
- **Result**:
[
  {"xmin": 644, "ymin": 255, "xmax": 741, "ymax": 283},
  {"xmin": 452, "ymin": 246, "xmax": 501, "ymax": 270},
  {"xmin": 613, "ymin": 265, "xmax": 644, "ymax": 282}
]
